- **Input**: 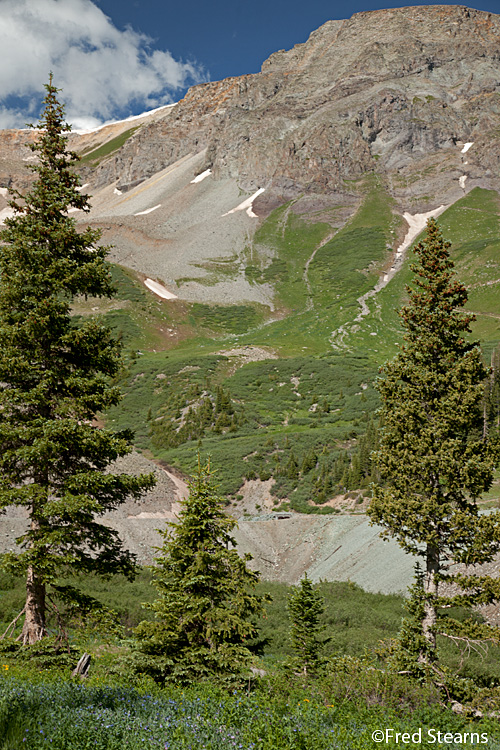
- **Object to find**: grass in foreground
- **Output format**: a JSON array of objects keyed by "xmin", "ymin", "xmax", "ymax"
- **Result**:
[
  {"xmin": 1, "ymin": 669, "xmax": 499, "ymax": 750},
  {"xmin": 2, "ymin": 572, "xmax": 500, "ymax": 687}
]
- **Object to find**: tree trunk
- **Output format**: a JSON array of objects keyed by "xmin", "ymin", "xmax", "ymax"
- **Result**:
[
  {"xmin": 72, "ymin": 653, "xmax": 91, "ymax": 678},
  {"xmin": 421, "ymin": 543, "xmax": 439, "ymax": 655},
  {"xmin": 20, "ymin": 566, "xmax": 47, "ymax": 645}
]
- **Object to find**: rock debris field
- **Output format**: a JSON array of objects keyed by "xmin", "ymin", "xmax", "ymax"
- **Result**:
[{"xmin": 0, "ymin": 451, "xmax": 414, "ymax": 594}]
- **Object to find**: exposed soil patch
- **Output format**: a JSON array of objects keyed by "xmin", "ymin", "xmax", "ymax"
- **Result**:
[
  {"xmin": 216, "ymin": 346, "xmax": 278, "ymax": 375},
  {"xmin": 309, "ymin": 492, "xmax": 369, "ymax": 512},
  {"xmin": 231, "ymin": 479, "xmax": 277, "ymax": 518}
]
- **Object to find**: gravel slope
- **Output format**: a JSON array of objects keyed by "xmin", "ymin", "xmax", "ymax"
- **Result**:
[
  {"xmin": 76, "ymin": 150, "xmax": 274, "ymax": 307},
  {"xmin": 0, "ymin": 451, "xmax": 413, "ymax": 593}
]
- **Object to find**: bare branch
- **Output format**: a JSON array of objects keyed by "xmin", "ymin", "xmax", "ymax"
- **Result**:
[{"xmin": 1, "ymin": 606, "xmax": 26, "ymax": 640}]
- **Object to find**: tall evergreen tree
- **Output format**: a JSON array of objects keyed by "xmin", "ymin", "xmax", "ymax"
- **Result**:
[
  {"xmin": 287, "ymin": 573, "xmax": 325, "ymax": 677},
  {"xmin": 134, "ymin": 459, "xmax": 268, "ymax": 685},
  {"xmin": 0, "ymin": 78, "xmax": 154, "ymax": 645},
  {"xmin": 369, "ymin": 219, "xmax": 500, "ymax": 666}
]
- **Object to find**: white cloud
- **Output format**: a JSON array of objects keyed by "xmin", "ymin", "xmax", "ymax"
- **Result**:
[{"xmin": 0, "ymin": 0, "xmax": 206, "ymax": 127}]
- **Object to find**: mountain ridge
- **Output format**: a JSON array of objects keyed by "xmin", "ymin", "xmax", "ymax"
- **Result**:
[{"xmin": 74, "ymin": 4, "xmax": 500, "ymax": 208}]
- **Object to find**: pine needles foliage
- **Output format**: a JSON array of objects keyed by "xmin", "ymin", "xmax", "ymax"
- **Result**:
[
  {"xmin": 368, "ymin": 219, "xmax": 500, "ymax": 676},
  {"xmin": 0, "ymin": 77, "xmax": 154, "ymax": 645},
  {"xmin": 287, "ymin": 573, "xmax": 326, "ymax": 677},
  {"xmin": 133, "ymin": 459, "xmax": 269, "ymax": 685}
]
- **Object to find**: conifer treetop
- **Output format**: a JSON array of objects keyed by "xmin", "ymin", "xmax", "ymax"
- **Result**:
[{"xmin": 400, "ymin": 218, "xmax": 475, "ymax": 363}]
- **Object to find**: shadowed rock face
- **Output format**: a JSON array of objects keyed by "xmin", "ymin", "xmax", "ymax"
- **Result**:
[
  {"xmin": 79, "ymin": 5, "xmax": 500, "ymax": 208},
  {"xmin": 1, "ymin": 6, "xmax": 499, "ymax": 209}
]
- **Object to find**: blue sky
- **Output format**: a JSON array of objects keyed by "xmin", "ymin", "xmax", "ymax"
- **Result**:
[{"xmin": 1, "ymin": 0, "xmax": 500, "ymax": 129}]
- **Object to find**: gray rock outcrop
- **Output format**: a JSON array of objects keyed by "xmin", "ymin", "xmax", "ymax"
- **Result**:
[
  {"xmin": 83, "ymin": 6, "xmax": 500, "ymax": 209},
  {"xmin": 1, "ymin": 6, "xmax": 499, "ymax": 212}
]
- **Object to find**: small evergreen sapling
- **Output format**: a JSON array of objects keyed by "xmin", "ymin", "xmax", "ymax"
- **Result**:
[
  {"xmin": 134, "ymin": 459, "xmax": 269, "ymax": 685},
  {"xmin": 0, "ymin": 78, "xmax": 154, "ymax": 645},
  {"xmin": 369, "ymin": 219, "xmax": 500, "ymax": 670},
  {"xmin": 287, "ymin": 573, "xmax": 325, "ymax": 676}
]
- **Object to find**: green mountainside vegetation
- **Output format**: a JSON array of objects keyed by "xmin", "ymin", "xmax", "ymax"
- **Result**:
[
  {"xmin": 79, "ymin": 127, "xmax": 140, "ymax": 166},
  {"xmin": 97, "ymin": 184, "xmax": 500, "ymax": 508}
]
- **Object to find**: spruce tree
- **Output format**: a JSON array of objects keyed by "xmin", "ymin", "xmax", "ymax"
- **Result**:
[
  {"xmin": 133, "ymin": 459, "xmax": 269, "ymax": 685},
  {"xmin": 369, "ymin": 219, "xmax": 500, "ymax": 667},
  {"xmin": 0, "ymin": 77, "xmax": 154, "ymax": 645},
  {"xmin": 287, "ymin": 573, "xmax": 325, "ymax": 676}
]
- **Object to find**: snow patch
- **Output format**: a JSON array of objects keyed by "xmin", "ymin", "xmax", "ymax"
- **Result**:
[
  {"xmin": 461, "ymin": 142, "xmax": 474, "ymax": 154},
  {"xmin": 144, "ymin": 278, "xmax": 178, "ymax": 300},
  {"xmin": 222, "ymin": 188, "xmax": 265, "ymax": 218},
  {"xmin": 331, "ymin": 202, "xmax": 450, "ymax": 350},
  {"xmin": 0, "ymin": 206, "xmax": 15, "ymax": 225},
  {"xmin": 459, "ymin": 175, "xmax": 468, "ymax": 190},
  {"xmin": 398, "ymin": 205, "xmax": 448, "ymax": 259},
  {"xmin": 71, "ymin": 103, "xmax": 177, "ymax": 135},
  {"xmin": 191, "ymin": 169, "xmax": 212, "ymax": 184},
  {"xmin": 76, "ymin": 183, "xmax": 89, "ymax": 192},
  {"xmin": 135, "ymin": 204, "xmax": 161, "ymax": 216},
  {"xmin": 114, "ymin": 187, "xmax": 123, "ymax": 196}
]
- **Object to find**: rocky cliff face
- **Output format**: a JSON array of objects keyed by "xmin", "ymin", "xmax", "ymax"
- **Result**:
[
  {"xmin": 75, "ymin": 4, "xmax": 500, "ymax": 211},
  {"xmin": 1, "ymin": 6, "xmax": 500, "ymax": 211}
]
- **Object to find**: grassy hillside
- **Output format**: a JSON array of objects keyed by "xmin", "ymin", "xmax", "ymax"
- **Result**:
[
  {"xmin": 2, "ymin": 570, "xmax": 500, "ymax": 683},
  {"xmin": 87, "ymin": 186, "xmax": 500, "ymax": 506},
  {"xmin": 79, "ymin": 126, "xmax": 140, "ymax": 166}
]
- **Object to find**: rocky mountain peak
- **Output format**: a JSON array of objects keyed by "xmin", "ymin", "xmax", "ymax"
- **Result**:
[{"xmin": 1, "ymin": 5, "xmax": 499, "ymax": 213}]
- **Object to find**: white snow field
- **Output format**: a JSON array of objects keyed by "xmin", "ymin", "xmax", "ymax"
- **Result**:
[
  {"xmin": 222, "ymin": 187, "xmax": 266, "ymax": 218},
  {"xmin": 190, "ymin": 168, "xmax": 212, "ymax": 184},
  {"xmin": 144, "ymin": 278, "xmax": 177, "ymax": 299},
  {"xmin": 396, "ymin": 205, "xmax": 448, "ymax": 261},
  {"xmin": 357, "ymin": 205, "xmax": 448, "ymax": 317},
  {"xmin": 330, "ymin": 202, "xmax": 452, "ymax": 348},
  {"xmin": 135, "ymin": 204, "xmax": 161, "ymax": 216}
]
